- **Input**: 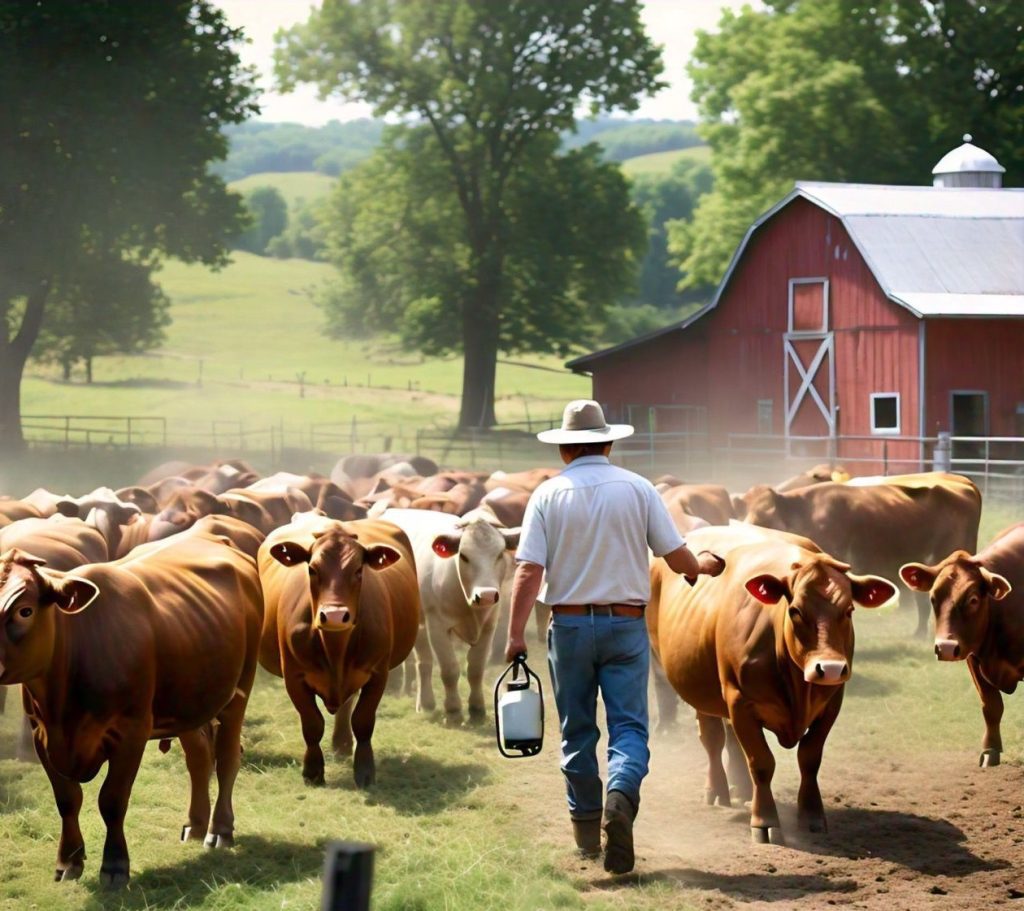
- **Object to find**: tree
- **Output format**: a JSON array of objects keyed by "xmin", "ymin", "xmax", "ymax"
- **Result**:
[
  {"xmin": 0, "ymin": 1, "xmax": 256, "ymax": 452},
  {"xmin": 319, "ymin": 129, "xmax": 646, "ymax": 379},
  {"xmin": 234, "ymin": 186, "xmax": 289, "ymax": 254},
  {"xmin": 276, "ymin": 0, "xmax": 664, "ymax": 427},
  {"xmin": 670, "ymin": 0, "xmax": 1023, "ymax": 289}
]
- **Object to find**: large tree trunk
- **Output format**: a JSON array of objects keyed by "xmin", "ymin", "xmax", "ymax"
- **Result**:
[
  {"xmin": 0, "ymin": 283, "xmax": 50, "ymax": 455},
  {"xmin": 458, "ymin": 252, "xmax": 501, "ymax": 429}
]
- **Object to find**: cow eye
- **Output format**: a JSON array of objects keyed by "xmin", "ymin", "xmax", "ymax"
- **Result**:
[
  {"xmin": 18, "ymin": 606, "xmax": 33, "ymax": 619},
  {"xmin": 459, "ymin": 553, "xmax": 469, "ymax": 563},
  {"xmin": 788, "ymin": 607, "xmax": 802, "ymax": 622}
]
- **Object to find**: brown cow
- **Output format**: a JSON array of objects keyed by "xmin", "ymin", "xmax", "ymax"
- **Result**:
[
  {"xmin": 0, "ymin": 533, "xmax": 262, "ymax": 886},
  {"xmin": 218, "ymin": 487, "xmax": 313, "ymax": 534},
  {"xmin": 739, "ymin": 472, "xmax": 981, "ymax": 637},
  {"xmin": 900, "ymin": 523, "xmax": 1024, "ymax": 768},
  {"xmin": 484, "ymin": 467, "xmax": 559, "ymax": 494},
  {"xmin": 649, "ymin": 527, "xmax": 895, "ymax": 844},
  {"xmin": 775, "ymin": 464, "xmax": 850, "ymax": 492},
  {"xmin": 258, "ymin": 515, "xmax": 419, "ymax": 787},
  {"xmin": 661, "ymin": 483, "xmax": 736, "ymax": 533}
]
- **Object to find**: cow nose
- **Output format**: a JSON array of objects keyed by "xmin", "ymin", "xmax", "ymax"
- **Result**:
[
  {"xmin": 935, "ymin": 638, "xmax": 962, "ymax": 661},
  {"xmin": 471, "ymin": 588, "xmax": 499, "ymax": 608},
  {"xmin": 317, "ymin": 606, "xmax": 352, "ymax": 629},
  {"xmin": 805, "ymin": 660, "xmax": 849, "ymax": 684}
]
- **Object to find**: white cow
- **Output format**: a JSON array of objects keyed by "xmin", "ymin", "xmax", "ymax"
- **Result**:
[{"xmin": 382, "ymin": 508, "xmax": 520, "ymax": 723}]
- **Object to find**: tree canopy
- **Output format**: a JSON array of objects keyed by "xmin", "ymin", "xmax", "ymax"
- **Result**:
[
  {"xmin": 0, "ymin": 0, "xmax": 257, "ymax": 451},
  {"xmin": 670, "ymin": 0, "xmax": 1023, "ymax": 289},
  {"xmin": 277, "ymin": 0, "xmax": 664, "ymax": 427}
]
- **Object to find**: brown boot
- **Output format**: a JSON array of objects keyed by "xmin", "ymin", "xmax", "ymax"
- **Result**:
[
  {"xmin": 571, "ymin": 817, "xmax": 602, "ymax": 859},
  {"xmin": 603, "ymin": 790, "xmax": 637, "ymax": 874}
]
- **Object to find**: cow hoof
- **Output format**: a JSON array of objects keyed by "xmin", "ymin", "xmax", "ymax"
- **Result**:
[
  {"xmin": 751, "ymin": 826, "xmax": 785, "ymax": 846},
  {"xmin": 801, "ymin": 816, "xmax": 828, "ymax": 834},
  {"xmin": 99, "ymin": 867, "xmax": 130, "ymax": 890},
  {"xmin": 980, "ymin": 749, "xmax": 1001, "ymax": 768},
  {"xmin": 333, "ymin": 743, "xmax": 354, "ymax": 759},
  {"xmin": 353, "ymin": 765, "xmax": 376, "ymax": 789},
  {"xmin": 55, "ymin": 863, "xmax": 85, "ymax": 883},
  {"xmin": 443, "ymin": 712, "xmax": 464, "ymax": 728},
  {"xmin": 303, "ymin": 772, "xmax": 326, "ymax": 787},
  {"xmin": 703, "ymin": 788, "xmax": 716, "ymax": 806},
  {"xmin": 204, "ymin": 833, "xmax": 234, "ymax": 850},
  {"xmin": 467, "ymin": 706, "xmax": 487, "ymax": 725}
]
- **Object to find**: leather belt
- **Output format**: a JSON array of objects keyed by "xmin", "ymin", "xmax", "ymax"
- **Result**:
[{"xmin": 551, "ymin": 603, "xmax": 645, "ymax": 618}]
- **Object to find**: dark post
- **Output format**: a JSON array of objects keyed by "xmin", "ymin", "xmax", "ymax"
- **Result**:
[{"xmin": 321, "ymin": 841, "xmax": 375, "ymax": 911}]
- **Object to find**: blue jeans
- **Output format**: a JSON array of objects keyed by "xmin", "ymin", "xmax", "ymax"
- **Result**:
[{"xmin": 546, "ymin": 613, "xmax": 651, "ymax": 820}]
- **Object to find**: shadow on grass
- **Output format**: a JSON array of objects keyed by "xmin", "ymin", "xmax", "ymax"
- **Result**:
[
  {"xmin": 788, "ymin": 806, "xmax": 1007, "ymax": 876},
  {"xmin": 843, "ymin": 669, "xmax": 895, "ymax": 698},
  {"xmin": 594, "ymin": 867, "xmax": 857, "ymax": 902},
  {"xmin": 79, "ymin": 834, "xmax": 326, "ymax": 909},
  {"xmin": 853, "ymin": 640, "xmax": 928, "ymax": 664},
  {"xmin": 361, "ymin": 753, "xmax": 490, "ymax": 816},
  {"xmin": 48, "ymin": 377, "xmax": 194, "ymax": 391}
]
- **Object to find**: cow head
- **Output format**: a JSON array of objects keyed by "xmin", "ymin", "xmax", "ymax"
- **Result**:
[
  {"xmin": 900, "ymin": 554, "xmax": 1011, "ymax": 662},
  {"xmin": 56, "ymin": 488, "xmax": 142, "ymax": 557},
  {"xmin": 746, "ymin": 556, "xmax": 896, "ymax": 686},
  {"xmin": 269, "ymin": 526, "xmax": 401, "ymax": 633},
  {"xmin": 149, "ymin": 488, "xmax": 228, "ymax": 542},
  {"xmin": 431, "ymin": 519, "xmax": 521, "ymax": 616},
  {"xmin": 0, "ymin": 549, "xmax": 99, "ymax": 684}
]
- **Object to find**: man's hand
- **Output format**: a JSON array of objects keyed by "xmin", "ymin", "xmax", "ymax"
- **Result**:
[
  {"xmin": 504, "ymin": 634, "xmax": 528, "ymax": 664},
  {"xmin": 697, "ymin": 551, "xmax": 726, "ymax": 577}
]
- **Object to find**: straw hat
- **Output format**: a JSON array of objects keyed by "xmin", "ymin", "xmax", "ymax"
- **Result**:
[{"xmin": 537, "ymin": 400, "xmax": 634, "ymax": 444}]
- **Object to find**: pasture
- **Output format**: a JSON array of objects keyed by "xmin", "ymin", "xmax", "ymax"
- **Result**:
[
  {"xmin": 620, "ymin": 146, "xmax": 711, "ymax": 177},
  {"xmin": 0, "ymin": 486, "xmax": 1022, "ymax": 909},
  {"xmin": 228, "ymin": 171, "xmax": 337, "ymax": 210}
]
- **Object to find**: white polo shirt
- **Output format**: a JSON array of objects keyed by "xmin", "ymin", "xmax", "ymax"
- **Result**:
[{"xmin": 515, "ymin": 455, "xmax": 684, "ymax": 606}]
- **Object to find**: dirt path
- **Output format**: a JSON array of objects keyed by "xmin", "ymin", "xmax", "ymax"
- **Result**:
[{"xmin": 512, "ymin": 700, "xmax": 1024, "ymax": 909}]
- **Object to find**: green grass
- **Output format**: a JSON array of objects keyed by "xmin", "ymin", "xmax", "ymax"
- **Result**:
[
  {"xmin": 20, "ymin": 252, "xmax": 589, "ymax": 443},
  {"xmin": 228, "ymin": 172, "xmax": 337, "ymax": 210},
  {"xmin": 620, "ymin": 146, "xmax": 710, "ymax": 177}
]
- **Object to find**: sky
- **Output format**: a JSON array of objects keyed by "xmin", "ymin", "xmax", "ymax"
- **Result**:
[{"xmin": 215, "ymin": 0, "xmax": 753, "ymax": 125}]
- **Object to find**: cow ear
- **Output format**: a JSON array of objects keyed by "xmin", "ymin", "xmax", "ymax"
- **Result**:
[
  {"xmin": 432, "ymin": 533, "xmax": 462, "ymax": 558},
  {"xmin": 39, "ymin": 571, "xmax": 100, "ymax": 615},
  {"xmin": 899, "ymin": 562, "xmax": 936, "ymax": 592},
  {"xmin": 3, "ymin": 549, "xmax": 47, "ymax": 570},
  {"xmin": 980, "ymin": 568, "xmax": 1012, "ymax": 601},
  {"xmin": 849, "ymin": 574, "xmax": 897, "ymax": 609},
  {"xmin": 745, "ymin": 574, "xmax": 789, "ymax": 605},
  {"xmin": 500, "ymin": 529, "xmax": 521, "ymax": 551},
  {"xmin": 54, "ymin": 498, "xmax": 82, "ymax": 518},
  {"xmin": 269, "ymin": 541, "xmax": 311, "ymax": 566},
  {"xmin": 364, "ymin": 544, "xmax": 401, "ymax": 570}
]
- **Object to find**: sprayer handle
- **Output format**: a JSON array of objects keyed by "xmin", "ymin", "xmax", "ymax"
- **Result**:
[{"xmin": 511, "ymin": 652, "xmax": 528, "ymax": 681}]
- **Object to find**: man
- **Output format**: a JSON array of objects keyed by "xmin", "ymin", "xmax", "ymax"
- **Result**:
[{"xmin": 504, "ymin": 400, "xmax": 724, "ymax": 875}]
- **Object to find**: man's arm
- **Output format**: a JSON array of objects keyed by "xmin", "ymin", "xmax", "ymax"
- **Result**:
[
  {"xmin": 504, "ymin": 561, "xmax": 544, "ymax": 662},
  {"xmin": 662, "ymin": 545, "xmax": 725, "ymax": 580}
]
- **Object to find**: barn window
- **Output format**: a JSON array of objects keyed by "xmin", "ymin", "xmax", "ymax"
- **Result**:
[
  {"xmin": 870, "ymin": 393, "xmax": 900, "ymax": 434},
  {"xmin": 788, "ymin": 278, "xmax": 828, "ymax": 333}
]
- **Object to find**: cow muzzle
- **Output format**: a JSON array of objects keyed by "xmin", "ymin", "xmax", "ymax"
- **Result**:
[
  {"xmin": 470, "ymin": 587, "xmax": 500, "ymax": 608},
  {"xmin": 804, "ymin": 659, "xmax": 849, "ymax": 685},
  {"xmin": 934, "ymin": 638, "xmax": 963, "ymax": 661},
  {"xmin": 315, "ymin": 605, "xmax": 354, "ymax": 631}
]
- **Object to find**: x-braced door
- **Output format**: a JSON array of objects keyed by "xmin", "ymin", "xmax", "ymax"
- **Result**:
[{"xmin": 783, "ymin": 278, "xmax": 835, "ymax": 443}]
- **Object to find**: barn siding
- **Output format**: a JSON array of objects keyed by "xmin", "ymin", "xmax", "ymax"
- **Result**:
[{"xmin": 925, "ymin": 319, "xmax": 1024, "ymax": 436}]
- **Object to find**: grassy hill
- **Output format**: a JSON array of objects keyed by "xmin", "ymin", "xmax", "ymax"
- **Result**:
[
  {"xmin": 228, "ymin": 172, "xmax": 337, "ymax": 209},
  {"xmin": 20, "ymin": 253, "xmax": 589, "ymax": 445},
  {"xmin": 621, "ymin": 145, "xmax": 711, "ymax": 177}
]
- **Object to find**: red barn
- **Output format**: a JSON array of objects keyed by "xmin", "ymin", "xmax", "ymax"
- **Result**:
[{"xmin": 569, "ymin": 144, "xmax": 1024, "ymax": 474}]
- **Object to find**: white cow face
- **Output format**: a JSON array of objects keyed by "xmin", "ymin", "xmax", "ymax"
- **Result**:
[{"xmin": 432, "ymin": 519, "xmax": 520, "ymax": 610}]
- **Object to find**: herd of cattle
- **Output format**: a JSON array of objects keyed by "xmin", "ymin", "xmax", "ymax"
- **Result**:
[{"xmin": 0, "ymin": 454, "xmax": 1020, "ymax": 883}]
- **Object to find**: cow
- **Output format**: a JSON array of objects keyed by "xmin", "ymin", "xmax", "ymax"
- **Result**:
[
  {"xmin": 738, "ymin": 472, "xmax": 981, "ymax": 637},
  {"xmin": 775, "ymin": 464, "xmax": 850, "ymax": 492},
  {"xmin": 661, "ymin": 483, "xmax": 736, "ymax": 532},
  {"xmin": 147, "ymin": 486, "xmax": 311, "ymax": 544},
  {"xmin": 478, "ymin": 487, "xmax": 532, "ymax": 528},
  {"xmin": 49, "ymin": 488, "xmax": 142, "ymax": 560},
  {"xmin": 649, "ymin": 526, "xmax": 895, "ymax": 844},
  {"xmin": 257, "ymin": 514, "xmax": 419, "ymax": 787},
  {"xmin": 484, "ymin": 467, "xmax": 559, "ymax": 494},
  {"xmin": 900, "ymin": 523, "xmax": 1024, "ymax": 768},
  {"xmin": 250, "ymin": 473, "xmax": 366, "ymax": 521},
  {"xmin": 0, "ymin": 533, "xmax": 262, "ymax": 887},
  {"xmin": 382, "ymin": 508, "xmax": 520, "ymax": 723}
]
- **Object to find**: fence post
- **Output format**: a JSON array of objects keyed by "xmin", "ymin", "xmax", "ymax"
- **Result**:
[
  {"xmin": 126, "ymin": 417, "xmax": 132, "ymax": 449},
  {"xmin": 64, "ymin": 416, "xmax": 70, "ymax": 450}
]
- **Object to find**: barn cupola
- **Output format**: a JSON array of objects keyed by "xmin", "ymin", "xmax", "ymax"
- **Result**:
[{"xmin": 932, "ymin": 134, "xmax": 1005, "ymax": 188}]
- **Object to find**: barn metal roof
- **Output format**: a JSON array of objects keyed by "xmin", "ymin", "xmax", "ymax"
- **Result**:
[{"xmin": 568, "ymin": 181, "xmax": 1024, "ymax": 372}]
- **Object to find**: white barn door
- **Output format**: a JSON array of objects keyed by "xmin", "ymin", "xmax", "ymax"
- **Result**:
[{"xmin": 783, "ymin": 279, "xmax": 835, "ymax": 440}]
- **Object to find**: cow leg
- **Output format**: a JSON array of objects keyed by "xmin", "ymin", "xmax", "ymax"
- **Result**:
[
  {"xmin": 413, "ymin": 624, "xmax": 436, "ymax": 713},
  {"xmin": 178, "ymin": 726, "xmax": 214, "ymax": 843},
  {"xmin": 466, "ymin": 613, "xmax": 498, "ymax": 724},
  {"xmin": 696, "ymin": 713, "xmax": 731, "ymax": 807},
  {"xmin": 724, "ymin": 722, "xmax": 752, "ymax": 802},
  {"xmin": 797, "ymin": 688, "xmax": 843, "ymax": 834},
  {"xmin": 34, "ymin": 736, "xmax": 86, "ymax": 882},
  {"xmin": 332, "ymin": 695, "xmax": 355, "ymax": 758},
  {"xmin": 968, "ymin": 655, "xmax": 1004, "ymax": 767},
  {"xmin": 284, "ymin": 673, "xmax": 326, "ymax": 785},
  {"xmin": 97, "ymin": 736, "xmax": 146, "ymax": 888},
  {"xmin": 650, "ymin": 653, "xmax": 679, "ymax": 733},
  {"xmin": 426, "ymin": 612, "xmax": 462, "ymax": 723},
  {"xmin": 350, "ymin": 672, "xmax": 388, "ymax": 788},
  {"xmin": 401, "ymin": 651, "xmax": 417, "ymax": 698},
  {"xmin": 207, "ymin": 691, "xmax": 248, "ymax": 849},
  {"xmin": 727, "ymin": 695, "xmax": 782, "ymax": 844}
]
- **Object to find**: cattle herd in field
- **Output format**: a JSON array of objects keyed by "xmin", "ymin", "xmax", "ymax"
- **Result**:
[{"xmin": 0, "ymin": 453, "xmax": 1020, "ymax": 884}]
